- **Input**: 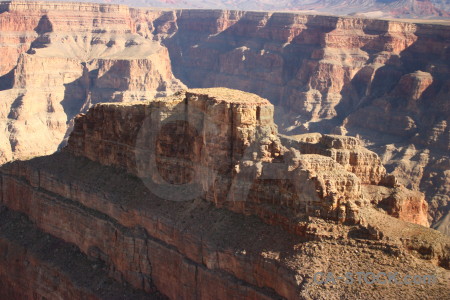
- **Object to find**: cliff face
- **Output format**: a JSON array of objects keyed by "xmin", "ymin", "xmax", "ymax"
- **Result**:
[
  {"xmin": 25, "ymin": 0, "xmax": 450, "ymax": 19},
  {"xmin": 0, "ymin": 208, "xmax": 161, "ymax": 300},
  {"xmin": 0, "ymin": 88, "xmax": 448, "ymax": 299},
  {"xmin": 1, "ymin": 2, "xmax": 448, "ymax": 228},
  {"xmin": 0, "ymin": 1, "xmax": 185, "ymax": 163},
  {"xmin": 134, "ymin": 9, "xmax": 449, "ymax": 228},
  {"xmin": 65, "ymin": 89, "xmax": 429, "ymax": 227}
]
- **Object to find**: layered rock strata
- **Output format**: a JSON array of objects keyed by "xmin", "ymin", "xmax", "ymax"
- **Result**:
[
  {"xmin": 138, "ymin": 8, "xmax": 450, "ymax": 229},
  {"xmin": 0, "ymin": 88, "xmax": 449, "ymax": 299},
  {"xmin": 0, "ymin": 207, "xmax": 162, "ymax": 300},
  {"xmin": 0, "ymin": 1, "xmax": 448, "ymax": 229},
  {"xmin": 0, "ymin": 0, "xmax": 184, "ymax": 163},
  {"xmin": 281, "ymin": 133, "xmax": 430, "ymax": 226},
  {"xmin": 65, "ymin": 89, "xmax": 428, "ymax": 227}
]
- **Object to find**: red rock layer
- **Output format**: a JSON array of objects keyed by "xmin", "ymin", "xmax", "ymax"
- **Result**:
[
  {"xmin": 0, "ymin": 154, "xmax": 303, "ymax": 299},
  {"xmin": 0, "ymin": 207, "xmax": 161, "ymax": 300},
  {"xmin": 137, "ymin": 9, "xmax": 449, "ymax": 229},
  {"xmin": 65, "ymin": 89, "xmax": 429, "ymax": 227},
  {"xmin": 1, "ymin": 150, "xmax": 449, "ymax": 298},
  {"xmin": 0, "ymin": 1, "xmax": 185, "ymax": 164}
]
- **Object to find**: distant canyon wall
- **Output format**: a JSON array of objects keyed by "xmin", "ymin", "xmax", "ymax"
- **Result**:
[
  {"xmin": 0, "ymin": 1, "xmax": 448, "ymax": 229},
  {"xmin": 0, "ymin": 1, "xmax": 184, "ymax": 163},
  {"xmin": 135, "ymin": 9, "xmax": 449, "ymax": 228}
]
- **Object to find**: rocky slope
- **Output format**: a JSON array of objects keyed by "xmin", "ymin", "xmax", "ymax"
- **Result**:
[
  {"xmin": 133, "ymin": 8, "xmax": 449, "ymax": 230},
  {"xmin": 0, "ymin": 0, "xmax": 185, "ymax": 163},
  {"xmin": 0, "ymin": 207, "xmax": 162, "ymax": 300},
  {"xmin": 0, "ymin": 1, "xmax": 448, "ymax": 229},
  {"xmin": 0, "ymin": 88, "xmax": 449, "ymax": 299}
]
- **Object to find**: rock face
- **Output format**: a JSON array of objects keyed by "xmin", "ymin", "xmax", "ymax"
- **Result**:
[
  {"xmin": 136, "ymin": 9, "xmax": 449, "ymax": 230},
  {"xmin": 0, "ymin": 1, "xmax": 448, "ymax": 229},
  {"xmin": 44, "ymin": 0, "xmax": 450, "ymax": 19},
  {"xmin": 0, "ymin": 88, "xmax": 449, "ymax": 299},
  {"xmin": 280, "ymin": 134, "xmax": 387, "ymax": 185},
  {"xmin": 0, "ymin": 208, "xmax": 160, "ymax": 300},
  {"xmin": 66, "ymin": 89, "xmax": 358, "ymax": 226},
  {"xmin": 0, "ymin": 0, "xmax": 185, "ymax": 164},
  {"xmin": 66, "ymin": 89, "xmax": 429, "ymax": 227}
]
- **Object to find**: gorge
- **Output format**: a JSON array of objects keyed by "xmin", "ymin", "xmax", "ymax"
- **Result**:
[{"xmin": 0, "ymin": 1, "xmax": 449, "ymax": 299}]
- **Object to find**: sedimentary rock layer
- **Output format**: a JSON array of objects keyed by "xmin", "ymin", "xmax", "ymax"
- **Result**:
[
  {"xmin": 0, "ymin": 142, "xmax": 449, "ymax": 298},
  {"xmin": 137, "ymin": 8, "xmax": 450, "ymax": 229},
  {"xmin": 0, "ymin": 0, "xmax": 184, "ymax": 163},
  {"xmin": 0, "ymin": 1, "xmax": 448, "ymax": 228},
  {"xmin": 0, "ymin": 87, "xmax": 448, "ymax": 299},
  {"xmin": 0, "ymin": 151, "xmax": 449, "ymax": 299},
  {"xmin": 65, "ymin": 89, "xmax": 429, "ymax": 227},
  {"xmin": 0, "ymin": 207, "xmax": 161, "ymax": 300}
]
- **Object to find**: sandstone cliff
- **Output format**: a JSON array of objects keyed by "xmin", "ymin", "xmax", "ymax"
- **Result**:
[
  {"xmin": 0, "ymin": 1, "xmax": 448, "ymax": 230},
  {"xmin": 0, "ymin": 0, "xmax": 185, "ymax": 163},
  {"xmin": 0, "ymin": 88, "xmax": 448, "ymax": 299},
  {"xmin": 135, "ymin": 9, "xmax": 449, "ymax": 230},
  {"xmin": 39, "ymin": 0, "xmax": 450, "ymax": 19}
]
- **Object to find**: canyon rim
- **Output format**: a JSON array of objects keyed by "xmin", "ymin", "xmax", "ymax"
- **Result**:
[{"xmin": 0, "ymin": 1, "xmax": 449, "ymax": 299}]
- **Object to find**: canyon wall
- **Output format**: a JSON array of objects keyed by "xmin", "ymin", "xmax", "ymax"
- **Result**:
[
  {"xmin": 35, "ymin": 0, "xmax": 450, "ymax": 19},
  {"xmin": 1, "ymin": 88, "xmax": 449, "ymax": 299},
  {"xmin": 0, "ymin": 1, "xmax": 448, "ymax": 228},
  {"xmin": 0, "ymin": 207, "xmax": 160, "ymax": 300},
  {"xmin": 0, "ymin": 1, "xmax": 184, "ymax": 164},
  {"xmin": 134, "ymin": 9, "xmax": 449, "ymax": 228}
]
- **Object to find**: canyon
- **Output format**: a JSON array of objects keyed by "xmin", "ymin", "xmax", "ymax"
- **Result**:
[
  {"xmin": 0, "ymin": 1, "xmax": 449, "ymax": 299},
  {"xmin": 1, "ymin": 0, "xmax": 448, "ymax": 230},
  {"xmin": 142, "ymin": 7, "xmax": 450, "ymax": 233},
  {"xmin": 0, "ymin": 0, "xmax": 185, "ymax": 163},
  {"xmin": 1, "ymin": 88, "xmax": 449, "ymax": 299},
  {"xmin": 55, "ymin": 0, "xmax": 450, "ymax": 19}
]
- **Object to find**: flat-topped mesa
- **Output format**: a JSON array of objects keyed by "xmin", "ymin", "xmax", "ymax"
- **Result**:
[
  {"xmin": 66, "ymin": 88, "xmax": 357, "ymax": 227},
  {"xmin": 187, "ymin": 88, "xmax": 271, "ymax": 105},
  {"xmin": 65, "ymin": 88, "xmax": 427, "ymax": 229}
]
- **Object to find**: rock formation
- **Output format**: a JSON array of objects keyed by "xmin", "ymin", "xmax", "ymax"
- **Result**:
[
  {"xmin": 1, "ymin": 2, "xmax": 448, "ymax": 230},
  {"xmin": 0, "ymin": 88, "xmax": 448, "ymax": 299},
  {"xmin": 0, "ymin": 0, "xmax": 185, "ymax": 164},
  {"xmin": 45, "ymin": 0, "xmax": 450, "ymax": 19},
  {"xmin": 0, "ymin": 1, "xmax": 448, "ymax": 237},
  {"xmin": 137, "ymin": 8, "xmax": 449, "ymax": 230},
  {"xmin": 66, "ymin": 89, "xmax": 432, "ymax": 227}
]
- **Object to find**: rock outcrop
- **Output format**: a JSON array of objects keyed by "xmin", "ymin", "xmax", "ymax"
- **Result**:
[
  {"xmin": 280, "ymin": 133, "xmax": 386, "ymax": 185},
  {"xmin": 0, "ymin": 0, "xmax": 185, "ymax": 164},
  {"xmin": 137, "ymin": 9, "xmax": 449, "ymax": 229},
  {"xmin": 66, "ymin": 88, "xmax": 361, "ymax": 227},
  {"xmin": 1, "ymin": 2, "xmax": 448, "ymax": 230},
  {"xmin": 0, "ymin": 88, "xmax": 448, "ymax": 299},
  {"xmin": 65, "ymin": 89, "xmax": 429, "ymax": 227}
]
